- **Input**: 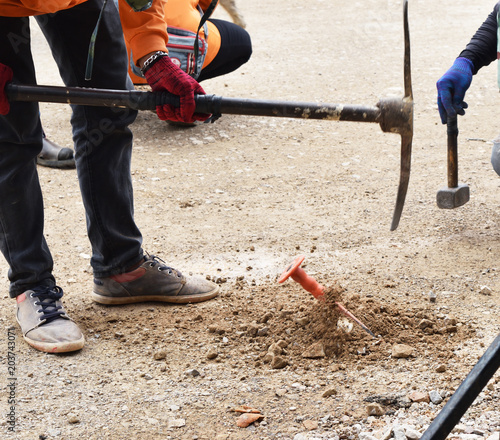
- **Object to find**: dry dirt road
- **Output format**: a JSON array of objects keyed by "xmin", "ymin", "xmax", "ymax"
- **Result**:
[{"xmin": 0, "ymin": 1, "xmax": 499, "ymax": 439}]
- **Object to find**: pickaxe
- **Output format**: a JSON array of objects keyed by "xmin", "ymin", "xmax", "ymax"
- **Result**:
[{"xmin": 5, "ymin": 0, "xmax": 413, "ymax": 230}]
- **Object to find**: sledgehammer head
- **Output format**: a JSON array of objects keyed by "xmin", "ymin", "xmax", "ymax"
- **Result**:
[{"xmin": 436, "ymin": 183, "xmax": 470, "ymax": 209}]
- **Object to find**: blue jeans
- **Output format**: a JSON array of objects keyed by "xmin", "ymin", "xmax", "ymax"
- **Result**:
[{"xmin": 0, "ymin": 0, "xmax": 144, "ymax": 297}]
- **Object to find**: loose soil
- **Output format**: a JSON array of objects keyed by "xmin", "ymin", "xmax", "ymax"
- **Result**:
[{"xmin": 0, "ymin": 1, "xmax": 499, "ymax": 439}]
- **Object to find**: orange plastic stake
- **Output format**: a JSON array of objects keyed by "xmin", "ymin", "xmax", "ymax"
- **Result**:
[
  {"xmin": 279, "ymin": 255, "xmax": 376, "ymax": 338},
  {"xmin": 278, "ymin": 255, "xmax": 325, "ymax": 300}
]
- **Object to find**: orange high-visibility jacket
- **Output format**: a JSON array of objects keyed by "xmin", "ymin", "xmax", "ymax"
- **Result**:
[
  {"xmin": 0, "ymin": 0, "xmax": 219, "ymax": 70},
  {"xmin": 162, "ymin": 0, "xmax": 221, "ymax": 67},
  {"xmin": 127, "ymin": 0, "xmax": 221, "ymax": 83}
]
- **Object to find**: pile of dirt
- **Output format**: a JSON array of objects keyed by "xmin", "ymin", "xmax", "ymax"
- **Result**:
[{"xmin": 247, "ymin": 280, "xmax": 476, "ymax": 368}]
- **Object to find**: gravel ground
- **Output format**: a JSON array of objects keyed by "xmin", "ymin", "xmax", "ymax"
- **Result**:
[{"xmin": 0, "ymin": 1, "xmax": 499, "ymax": 439}]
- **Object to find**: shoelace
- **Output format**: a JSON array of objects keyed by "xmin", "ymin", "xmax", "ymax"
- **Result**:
[
  {"xmin": 145, "ymin": 254, "xmax": 182, "ymax": 278},
  {"xmin": 31, "ymin": 286, "xmax": 66, "ymax": 323}
]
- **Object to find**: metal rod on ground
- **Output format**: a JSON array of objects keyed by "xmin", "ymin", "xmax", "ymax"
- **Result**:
[{"xmin": 420, "ymin": 334, "xmax": 500, "ymax": 440}]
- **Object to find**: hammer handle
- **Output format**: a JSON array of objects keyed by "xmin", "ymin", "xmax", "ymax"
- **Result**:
[{"xmin": 447, "ymin": 116, "xmax": 459, "ymax": 188}]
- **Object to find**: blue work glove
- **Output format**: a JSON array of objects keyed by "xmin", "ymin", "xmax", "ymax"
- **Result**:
[{"xmin": 436, "ymin": 57, "xmax": 474, "ymax": 124}]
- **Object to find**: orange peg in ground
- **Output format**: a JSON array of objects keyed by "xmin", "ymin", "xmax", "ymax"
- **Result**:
[
  {"xmin": 278, "ymin": 255, "xmax": 376, "ymax": 338},
  {"xmin": 278, "ymin": 255, "xmax": 325, "ymax": 300}
]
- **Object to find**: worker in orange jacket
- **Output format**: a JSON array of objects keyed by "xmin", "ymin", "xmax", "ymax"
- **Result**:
[
  {"xmin": 127, "ymin": 0, "xmax": 251, "ymax": 85},
  {"xmin": 38, "ymin": 0, "xmax": 252, "ymax": 166},
  {"xmin": 0, "ymin": 0, "xmax": 222, "ymax": 353}
]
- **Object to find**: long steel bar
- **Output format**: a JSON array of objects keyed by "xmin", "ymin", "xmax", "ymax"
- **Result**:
[{"xmin": 6, "ymin": 84, "xmax": 381, "ymax": 123}]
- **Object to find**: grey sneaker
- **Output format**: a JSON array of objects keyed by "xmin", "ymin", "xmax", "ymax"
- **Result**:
[
  {"xmin": 16, "ymin": 286, "xmax": 84, "ymax": 353},
  {"xmin": 92, "ymin": 254, "xmax": 219, "ymax": 305}
]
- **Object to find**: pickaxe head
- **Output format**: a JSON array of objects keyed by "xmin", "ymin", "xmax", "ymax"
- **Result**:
[{"xmin": 378, "ymin": 0, "xmax": 414, "ymax": 231}]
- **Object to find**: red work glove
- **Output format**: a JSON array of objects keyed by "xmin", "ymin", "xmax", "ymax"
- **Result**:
[
  {"xmin": 143, "ymin": 55, "xmax": 209, "ymax": 123},
  {"xmin": 0, "ymin": 63, "xmax": 13, "ymax": 115}
]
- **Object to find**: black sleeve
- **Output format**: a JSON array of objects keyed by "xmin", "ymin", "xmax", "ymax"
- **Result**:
[{"xmin": 459, "ymin": 3, "xmax": 499, "ymax": 74}]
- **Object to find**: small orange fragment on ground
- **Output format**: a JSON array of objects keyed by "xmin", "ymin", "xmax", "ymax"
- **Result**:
[{"xmin": 236, "ymin": 412, "xmax": 264, "ymax": 428}]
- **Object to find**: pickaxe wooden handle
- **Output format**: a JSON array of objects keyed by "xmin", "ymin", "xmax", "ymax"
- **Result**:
[{"xmin": 5, "ymin": 0, "xmax": 413, "ymax": 230}]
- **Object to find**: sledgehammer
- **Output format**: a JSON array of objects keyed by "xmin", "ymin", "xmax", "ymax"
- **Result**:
[{"xmin": 436, "ymin": 116, "xmax": 470, "ymax": 209}]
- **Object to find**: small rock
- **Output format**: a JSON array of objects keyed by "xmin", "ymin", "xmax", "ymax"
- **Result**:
[
  {"xmin": 459, "ymin": 435, "xmax": 484, "ymax": 440},
  {"xmin": 418, "ymin": 319, "xmax": 433, "ymax": 330},
  {"xmin": 479, "ymin": 285, "xmax": 493, "ymax": 296},
  {"xmin": 67, "ymin": 413, "xmax": 80, "ymax": 424},
  {"xmin": 378, "ymin": 426, "xmax": 393, "ymax": 440},
  {"xmin": 435, "ymin": 364, "xmax": 446, "ymax": 373},
  {"xmin": 429, "ymin": 390, "xmax": 443, "ymax": 404},
  {"xmin": 429, "ymin": 291, "xmax": 437, "ymax": 302},
  {"xmin": 153, "ymin": 349, "xmax": 167, "ymax": 360},
  {"xmin": 487, "ymin": 433, "xmax": 500, "ymax": 440},
  {"xmin": 440, "ymin": 325, "xmax": 458, "ymax": 334},
  {"xmin": 302, "ymin": 341, "xmax": 325, "ymax": 359},
  {"xmin": 392, "ymin": 344, "xmax": 415, "ymax": 359},
  {"xmin": 302, "ymin": 420, "xmax": 318, "ymax": 431},
  {"xmin": 408, "ymin": 391, "xmax": 429, "ymax": 403},
  {"xmin": 393, "ymin": 426, "xmax": 406, "ymax": 440},
  {"xmin": 206, "ymin": 351, "xmax": 218, "ymax": 360},
  {"xmin": 268, "ymin": 342, "xmax": 284, "ymax": 356},
  {"xmin": 366, "ymin": 403, "xmax": 384, "ymax": 416},
  {"xmin": 322, "ymin": 388, "xmax": 338, "ymax": 398},
  {"xmin": 295, "ymin": 317, "xmax": 310, "ymax": 326},
  {"xmin": 168, "ymin": 418, "xmax": 186, "ymax": 428},
  {"xmin": 277, "ymin": 340, "xmax": 288, "ymax": 348},
  {"xmin": 404, "ymin": 427, "xmax": 421, "ymax": 440},
  {"xmin": 271, "ymin": 355, "xmax": 288, "ymax": 370},
  {"xmin": 275, "ymin": 388, "xmax": 287, "ymax": 397},
  {"xmin": 258, "ymin": 312, "xmax": 273, "ymax": 324},
  {"xmin": 257, "ymin": 327, "xmax": 269, "ymax": 336},
  {"xmin": 246, "ymin": 324, "xmax": 259, "ymax": 337},
  {"xmin": 443, "ymin": 316, "xmax": 458, "ymax": 326},
  {"xmin": 359, "ymin": 433, "xmax": 378, "ymax": 440},
  {"xmin": 262, "ymin": 353, "xmax": 274, "ymax": 363},
  {"xmin": 185, "ymin": 369, "xmax": 200, "ymax": 377},
  {"xmin": 208, "ymin": 325, "xmax": 225, "ymax": 334}
]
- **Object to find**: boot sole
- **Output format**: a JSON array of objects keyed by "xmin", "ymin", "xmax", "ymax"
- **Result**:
[
  {"xmin": 36, "ymin": 157, "xmax": 76, "ymax": 169},
  {"xmin": 23, "ymin": 335, "xmax": 85, "ymax": 353},
  {"xmin": 91, "ymin": 286, "xmax": 219, "ymax": 305}
]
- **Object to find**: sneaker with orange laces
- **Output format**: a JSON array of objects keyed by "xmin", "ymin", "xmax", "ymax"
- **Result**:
[{"xmin": 91, "ymin": 254, "xmax": 219, "ymax": 305}]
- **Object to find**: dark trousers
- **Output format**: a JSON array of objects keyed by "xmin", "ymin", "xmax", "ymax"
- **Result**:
[
  {"xmin": 197, "ymin": 19, "xmax": 252, "ymax": 82},
  {"xmin": 0, "ymin": 0, "xmax": 144, "ymax": 297}
]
